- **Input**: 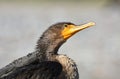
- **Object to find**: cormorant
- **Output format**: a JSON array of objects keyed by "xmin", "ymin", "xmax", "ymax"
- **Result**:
[{"xmin": 0, "ymin": 22, "xmax": 95, "ymax": 79}]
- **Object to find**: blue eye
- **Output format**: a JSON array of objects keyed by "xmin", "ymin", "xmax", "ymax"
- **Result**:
[{"xmin": 64, "ymin": 24, "xmax": 68, "ymax": 27}]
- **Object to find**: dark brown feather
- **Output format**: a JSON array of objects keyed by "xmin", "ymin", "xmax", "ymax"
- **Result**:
[{"xmin": 2, "ymin": 61, "xmax": 62, "ymax": 79}]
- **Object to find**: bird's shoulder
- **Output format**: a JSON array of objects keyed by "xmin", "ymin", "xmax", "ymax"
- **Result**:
[
  {"xmin": 3, "ymin": 61, "xmax": 63, "ymax": 79},
  {"xmin": 0, "ymin": 51, "xmax": 40, "ymax": 78}
]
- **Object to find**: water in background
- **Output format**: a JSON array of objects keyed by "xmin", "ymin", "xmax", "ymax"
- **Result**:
[{"xmin": 0, "ymin": 1, "xmax": 120, "ymax": 79}]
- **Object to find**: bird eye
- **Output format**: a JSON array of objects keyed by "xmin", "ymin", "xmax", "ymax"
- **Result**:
[{"xmin": 64, "ymin": 24, "xmax": 68, "ymax": 27}]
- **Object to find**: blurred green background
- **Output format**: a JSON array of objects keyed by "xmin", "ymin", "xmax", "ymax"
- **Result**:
[{"xmin": 0, "ymin": 0, "xmax": 120, "ymax": 79}]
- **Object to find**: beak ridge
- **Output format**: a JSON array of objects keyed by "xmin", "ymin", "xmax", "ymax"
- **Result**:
[
  {"xmin": 62, "ymin": 22, "xmax": 95, "ymax": 39},
  {"xmin": 75, "ymin": 22, "xmax": 95, "ymax": 31}
]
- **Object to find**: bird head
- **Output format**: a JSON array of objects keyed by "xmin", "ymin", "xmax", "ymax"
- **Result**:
[
  {"xmin": 46, "ymin": 22, "xmax": 95, "ymax": 41},
  {"xmin": 37, "ymin": 22, "xmax": 95, "ymax": 53}
]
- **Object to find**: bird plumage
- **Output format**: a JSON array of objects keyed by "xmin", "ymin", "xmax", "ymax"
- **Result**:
[
  {"xmin": 2, "ymin": 55, "xmax": 79, "ymax": 79},
  {"xmin": 0, "ymin": 22, "xmax": 95, "ymax": 79}
]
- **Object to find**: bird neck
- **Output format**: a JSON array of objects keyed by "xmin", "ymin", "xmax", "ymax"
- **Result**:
[
  {"xmin": 56, "ymin": 55, "xmax": 79, "ymax": 79},
  {"xmin": 35, "ymin": 34, "xmax": 65, "ymax": 59}
]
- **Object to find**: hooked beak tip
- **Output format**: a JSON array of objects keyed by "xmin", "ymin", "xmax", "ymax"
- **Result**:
[{"xmin": 87, "ymin": 22, "xmax": 95, "ymax": 27}]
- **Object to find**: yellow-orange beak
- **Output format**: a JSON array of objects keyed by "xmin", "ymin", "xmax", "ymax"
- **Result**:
[{"xmin": 62, "ymin": 22, "xmax": 95, "ymax": 39}]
